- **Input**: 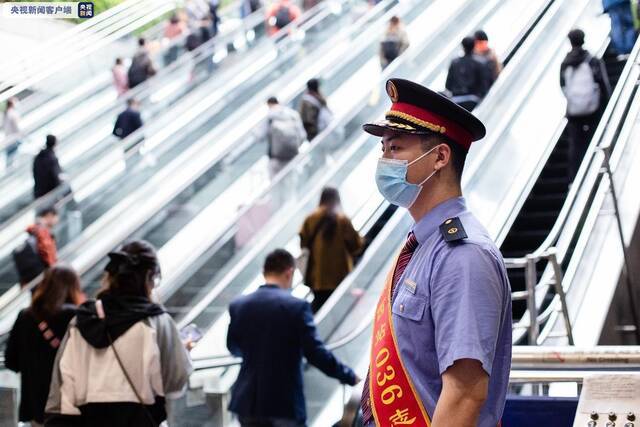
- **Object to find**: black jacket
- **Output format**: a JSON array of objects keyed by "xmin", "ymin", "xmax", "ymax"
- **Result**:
[
  {"xmin": 227, "ymin": 285, "xmax": 356, "ymax": 422},
  {"xmin": 560, "ymin": 48, "xmax": 611, "ymax": 118},
  {"xmin": 113, "ymin": 108, "xmax": 143, "ymax": 139},
  {"xmin": 5, "ymin": 305, "xmax": 76, "ymax": 423},
  {"xmin": 445, "ymin": 53, "xmax": 492, "ymax": 102},
  {"xmin": 33, "ymin": 148, "xmax": 62, "ymax": 198}
]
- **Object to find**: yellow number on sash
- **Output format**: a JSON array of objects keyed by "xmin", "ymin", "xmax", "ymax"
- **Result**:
[
  {"xmin": 375, "ymin": 348, "xmax": 390, "ymax": 368},
  {"xmin": 376, "ymin": 365, "xmax": 396, "ymax": 387},
  {"xmin": 381, "ymin": 384, "xmax": 403, "ymax": 405}
]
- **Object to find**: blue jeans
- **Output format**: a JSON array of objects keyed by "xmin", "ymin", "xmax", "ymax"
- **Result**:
[
  {"xmin": 5, "ymin": 139, "xmax": 21, "ymax": 166},
  {"xmin": 607, "ymin": 2, "xmax": 637, "ymax": 54}
]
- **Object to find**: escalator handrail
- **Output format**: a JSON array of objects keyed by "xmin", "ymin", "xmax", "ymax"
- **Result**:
[
  {"xmin": 158, "ymin": 0, "xmax": 406, "ymax": 304},
  {"xmin": 191, "ymin": 307, "xmax": 375, "ymax": 370}
]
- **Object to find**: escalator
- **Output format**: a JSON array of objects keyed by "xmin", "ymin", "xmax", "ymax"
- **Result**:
[
  {"xmin": 159, "ymin": 0, "xmax": 523, "ymax": 334},
  {"xmin": 0, "ymin": 0, "xmax": 379, "ymax": 295},
  {"xmin": 500, "ymin": 45, "xmax": 628, "ymax": 325},
  {"xmin": 0, "ymin": 0, "xmax": 181, "ymax": 111},
  {"xmin": 161, "ymin": 0, "xmax": 612, "ymax": 424},
  {"xmin": 299, "ymin": 2, "xmax": 615, "ymax": 423},
  {"xmin": 150, "ymin": 0, "xmax": 544, "ymax": 426},
  {"xmin": 524, "ymin": 38, "xmax": 640, "ymax": 347},
  {"xmin": 73, "ymin": 0, "xmax": 437, "ymax": 301},
  {"xmin": 0, "ymin": 1, "xmax": 290, "ymax": 225},
  {"xmin": 173, "ymin": 0, "xmax": 553, "ymax": 375}
]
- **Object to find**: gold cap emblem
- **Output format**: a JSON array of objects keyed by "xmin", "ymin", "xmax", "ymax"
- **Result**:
[{"xmin": 447, "ymin": 227, "xmax": 458, "ymax": 235}]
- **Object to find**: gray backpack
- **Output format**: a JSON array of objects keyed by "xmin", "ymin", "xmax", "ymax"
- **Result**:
[
  {"xmin": 268, "ymin": 116, "xmax": 301, "ymax": 160},
  {"xmin": 563, "ymin": 57, "xmax": 600, "ymax": 116}
]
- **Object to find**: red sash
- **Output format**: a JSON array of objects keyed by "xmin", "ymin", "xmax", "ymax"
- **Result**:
[
  {"xmin": 368, "ymin": 259, "xmax": 503, "ymax": 427},
  {"xmin": 369, "ymin": 260, "xmax": 431, "ymax": 426}
]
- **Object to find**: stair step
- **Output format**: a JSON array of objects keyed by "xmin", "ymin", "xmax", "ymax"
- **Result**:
[
  {"xmin": 516, "ymin": 211, "xmax": 558, "ymax": 229},
  {"xmin": 529, "ymin": 191, "xmax": 567, "ymax": 204},
  {"xmin": 549, "ymin": 149, "xmax": 569, "ymax": 164},
  {"xmin": 541, "ymin": 163, "xmax": 570, "ymax": 179}
]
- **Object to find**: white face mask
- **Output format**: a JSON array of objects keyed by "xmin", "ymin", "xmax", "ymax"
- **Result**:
[{"xmin": 374, "ymin": 146, "xmax": 438, "ymax": 208}]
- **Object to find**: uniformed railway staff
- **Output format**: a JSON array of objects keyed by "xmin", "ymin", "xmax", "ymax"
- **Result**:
[{"xmin": 359, "ymin": 78, "xmax": 512, "ymax": 427}]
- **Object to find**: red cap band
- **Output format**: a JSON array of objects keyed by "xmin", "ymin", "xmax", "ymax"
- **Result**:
[{"xmin": 388, "ymin": 102, "xmax": 473, "ymax": 149}]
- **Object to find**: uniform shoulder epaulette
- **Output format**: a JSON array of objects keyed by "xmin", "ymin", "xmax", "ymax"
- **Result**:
[{"xmin": 439, "ymin": 217, "xmax": 468, "ymax": 242}]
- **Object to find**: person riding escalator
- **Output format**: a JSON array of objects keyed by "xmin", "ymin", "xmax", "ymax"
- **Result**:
[{"xmin": 299, "ymin": 187, "xmax": 363, "ymax": 313}]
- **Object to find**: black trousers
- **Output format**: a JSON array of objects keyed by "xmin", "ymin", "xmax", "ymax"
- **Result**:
[
  {"xmin": 311, "ymin": 290, "xmax": 333, "ymax": 313},
  {"xmin": 239, "ymin": 417, "xmax": 305, "ymax": 427},
  {"xmin": 566, "ymin": 113, "xmax": 598, "ymax": 181}
]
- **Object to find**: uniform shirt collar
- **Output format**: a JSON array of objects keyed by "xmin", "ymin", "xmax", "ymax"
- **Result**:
[{"xmin": 412, "ymin": 196, "xmax": 468, "ymax": 244}]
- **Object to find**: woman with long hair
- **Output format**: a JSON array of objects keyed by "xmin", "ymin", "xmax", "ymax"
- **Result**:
[
  {"xmin": 45, "ymin": 240, "xmax": 192, "ymax": 427},
  {"xmin": 5, "ymin": 265, "xmax": 83, "ymax": 427},
  {"xmin": 299, "ymin": 187, "xmax": 364, "ymax": 312}
]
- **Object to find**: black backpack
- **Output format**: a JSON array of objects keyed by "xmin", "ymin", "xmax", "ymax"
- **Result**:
[
  {"xmin": 381, "ymin": 41, "xmax": 401, "ymax": 63},
  {"xmin": 127, "ymin": 54, "xmax": 151, "ymax": 88},
  {"xmin": 249, "ymin": 0, "xmax": 262, "ymax": 12},
  {"xmin": 274, "ymin": 5, "xmax": 292, "ymax": 28},
  {"xmin": 185, "ymin": 33, "xmax": 201, "ymax": 51},
  {"xmin": 13, "ymin": 233, "xmax": 46, "ymax": 284}
]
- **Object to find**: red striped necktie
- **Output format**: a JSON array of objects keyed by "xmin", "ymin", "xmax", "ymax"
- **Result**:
[{"xmin": 361, "ymin": 232, "xmax": 419, "ymax": 425}]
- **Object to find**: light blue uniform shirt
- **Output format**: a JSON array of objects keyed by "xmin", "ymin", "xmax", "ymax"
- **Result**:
[{"xmin": 391, "ymin": 197, "xmax": 512, "ymax": 426}]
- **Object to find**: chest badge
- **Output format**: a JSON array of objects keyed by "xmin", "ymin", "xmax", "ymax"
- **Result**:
[{"xmin": 404, "ymin": 278, "xmax": 417, "ymax": 294}]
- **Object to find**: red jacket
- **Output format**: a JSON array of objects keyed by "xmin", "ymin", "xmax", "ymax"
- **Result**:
[{"xmin": 26, "ymin": 225, "xmax": 57, "ymax": 267}]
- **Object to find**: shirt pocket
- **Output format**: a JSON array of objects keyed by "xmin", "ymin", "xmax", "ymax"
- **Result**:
[{"xmin": 392, "ymin": 291, "xmax": 428, "ymax": 322}]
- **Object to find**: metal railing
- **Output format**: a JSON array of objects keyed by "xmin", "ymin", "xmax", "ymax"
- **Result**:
[
  {"xmin": 334, "ymin": 347, "xmax": 640, "ymax": 426},
  {"xmin": 506, "ymin": 35, "xmax": 640, "ymax": 346},
  {"xmin": 507, "ymin": 250, "xmax": 574, "ymax": 345}
]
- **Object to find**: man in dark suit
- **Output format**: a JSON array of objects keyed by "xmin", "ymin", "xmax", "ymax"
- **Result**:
[
  {"xmin": 112, "ymin": 98, "xmax": 143, "ymax": 140},
  {"xmin": 227, "ymin": 249, "xmax": 358, "ymax": 427}
]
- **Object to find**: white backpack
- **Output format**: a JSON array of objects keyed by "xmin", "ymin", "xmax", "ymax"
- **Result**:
[{"xmin": 563, "ymin": 57, "xmax": 601, "ymax": 116}]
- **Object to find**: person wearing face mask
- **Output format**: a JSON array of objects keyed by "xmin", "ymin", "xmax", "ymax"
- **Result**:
[
  {"xmin": 45, "ymin": 240, "xmax": 192, "ymax": 427},
  {"xmin": 359, "ymin": 79, "xmax": 512, "ymax": 427},
  {"xmin": 227, "ymin": 249, "xmax": 358, "ymax": 427}
]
